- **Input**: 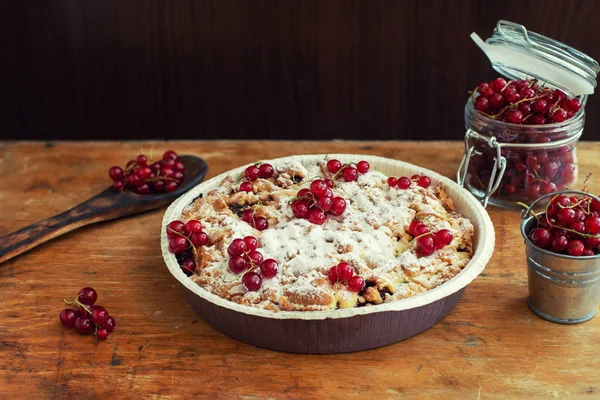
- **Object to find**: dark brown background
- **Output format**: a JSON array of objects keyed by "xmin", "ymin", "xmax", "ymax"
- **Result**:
[{"xmin": 1, "ymin": 0, "xmax": 599, "ymax": 141}]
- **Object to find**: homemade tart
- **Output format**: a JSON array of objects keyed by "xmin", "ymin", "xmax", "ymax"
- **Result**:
[{"xmin": 178, "ymin": 158, "xmax": 474, "ymax": 312}]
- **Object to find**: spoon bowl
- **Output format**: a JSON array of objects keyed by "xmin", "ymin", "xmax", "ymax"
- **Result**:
[{"xmin": 0, "ymin": 155, "xmax": 208, "ymax": 265}]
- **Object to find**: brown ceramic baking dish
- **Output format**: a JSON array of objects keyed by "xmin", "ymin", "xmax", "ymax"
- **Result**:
[{"xmin": 161, "ymin": 154, "xmax": 495, "ymax": 353}]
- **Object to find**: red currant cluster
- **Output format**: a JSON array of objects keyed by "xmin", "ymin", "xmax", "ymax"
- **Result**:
[
  {"xmin": 470, "ymin": 146, "xmax": 576, "ymax": 202},
  {"xmin": 388, "ymin": 174, "xmax": 431, "ymax": 189},
  {"xmin": 166, "ymin": 220, "xmax": 208, "ymax": 275},
  {"xmin": 528, "ymin": 194, "xmax": 600, "ymax": 256},
  {"xmin": 291, "ymin": 180, "xmax": 347, "ymax": 225},
  {"xmin": 327, "ymin": 262, "xmax": 365, "ymax": 292},
  {"xmin": 240, "ymin": 163, "xmax": 275, "ymax": 193},
  {"xmin": 227, "ymin": 236, "xmax": 279, "ymax": 291},
  {"xmin": 326, "ymin": 159, "xmax": 370, "ymax": 182},
  {"xmin": 473, "ymin": 78, "xmax": 582, "ymax": 124},
  {"xmin": 59, "ymin": 287, "xmax": 116, "ymax": 340},
  {"xmin": 240, "ymin": 208, "xmax": 269, "ymax": 231},
  {"xmin": 408, "ymin": 220, "xmax": 454, "ymax": 257},
  {"xmin": 109, "ymin": 150, "xmax": 185, "ymax": 194}
]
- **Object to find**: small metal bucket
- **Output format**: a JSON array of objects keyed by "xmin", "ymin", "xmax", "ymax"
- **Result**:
[{"xmin": 520, "ymin": 191, "xmax": 600, "ymax": 324}]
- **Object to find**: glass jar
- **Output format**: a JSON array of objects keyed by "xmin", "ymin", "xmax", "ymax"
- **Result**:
[
  {"xmin": 457, "ymin": 20, "xmax": 598, "ymax": 208},
  {"xmin": 458, "ymin": 100, "xmax": 583, "ymax": 208}
]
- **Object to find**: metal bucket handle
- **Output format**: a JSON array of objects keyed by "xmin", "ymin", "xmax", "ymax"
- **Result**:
[{"xmin": 520, "ymin": 190, "xmax": 600, "ymax": 220}]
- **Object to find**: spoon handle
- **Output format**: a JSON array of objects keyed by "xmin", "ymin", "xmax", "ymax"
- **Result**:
[
  {"xmin": 0, "ymin": 204, "xmax": 96, "ymax": 264},
  {"xmin": 0, "ymin": 192, "xmax": 163, "ymax": 265}
]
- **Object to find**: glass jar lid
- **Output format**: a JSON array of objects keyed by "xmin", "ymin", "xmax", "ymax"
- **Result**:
[{"xmin": 471, "ymin": 20, "xmax": 599, "ymax": 96}]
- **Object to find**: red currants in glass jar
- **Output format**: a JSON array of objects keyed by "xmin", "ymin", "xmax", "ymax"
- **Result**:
[{"xmin": 458, "ymin": 78, "xmax": 584, "ymax": 208}]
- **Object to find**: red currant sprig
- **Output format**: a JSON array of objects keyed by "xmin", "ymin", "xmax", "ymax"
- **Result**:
[
  {"xmin": 109, "ymin": 150, "xmax": 185, "ymax": 194},
  {"xmin": 238, "ymin": 163, "xmax": 275, "ymax": 193},
  {"xmin": 327, "ymin": 262, "xmax": 365, "ymax": 292},
  {"xmin": 226, "ymin": 236, "xmax": 279, "ymax": 291},
  {"xmin": 291, "ymin": 180, "xmax": 347, "ymax": 225},
  {"xmin": 166, "ymin": 219, "xmax": 208, "ymax": 275},
  {"xmin": 472, "ymin": 77, "xmax": 582, "ymax": 125},
  {"xmin": 240, "ymin": 208, "xmax": 269, "ymax": 231},
  {"xmin": 388, "ymin": 174, "xmax": 431, "ymax": 189},
  {"xmin": 526, "ymin": 191, "xmax": 600, "ymax": 257},
  {"xmin": 59, "ymin": 287, "xmax": 116, "ymax": 341},
  {"xmin": 326, "ymin": 159, "xmax": 370, "ymax": 182},
  {"xmin": 408, "ymin": 220, "xmax": 453, "ymax": 257}
]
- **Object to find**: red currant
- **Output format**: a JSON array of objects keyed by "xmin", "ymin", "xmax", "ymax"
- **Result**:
[
  {"xmin": 529, "ymin": 228, "xmax": 551, "ymax": 249},
  {"xmin": 108, "ymin": 166, "xmax": 124, "ymax": 181},
  {"xmin": 185, "ymin": 220, "xmax": 203, "ymax": 234},
  {"xmin": 91, "ymin": 306, "xmax": 109, "ymax": 325},
  {"xmin": 181, "ymin": 258, "xmax": 196, "ymax": 275},
  {"xmin": 174, "ymin": 161, "xmax": 185, "ymax": 173},
  {"xmin": 348, "ymin": 276, "xmax": 365, "ymax": 292},
  {"xmin": 246, "ymin": 250, "xmax": 264, "ymax": 266},
  {"xmin": 308, "ymin": 208, "xmax": 326, "ymax": 225},
  {"xmin": 241, "ymin": 209, "xmax": 255, "ymax": 223},
  {"xmin": 77, "ymin": 287, "xmax": 97, "ymax": 306},
  {"xmin": 297, "ymin": 188, "xmax": 312, "ymax": 199},
  {"xmin": 327, "ymin": 267, "xmax": 338, "ymax": 284},
  {"xmin": 552, "ymin": 109, "xmax": 568, "ymax": 123},
  {"xmin": 242, "ymin": 272, "xmax": 262, "ymax": 291},
  {"xmin": 329, "ymin": 197, "xmax": 347, "ymax": 216},
  {"xmin": 417, "ymin": 176, "xmax": 431, "ymax": 188},
  {"xmin": 317, "ymin": 196, "xmax": 333, "ymax": 212},
  {"xmin": 557, "ymin": 208, "xmax": 576, "ymax": 226},
  {"xmin": 567, "ymin": 240, "xmax": 585, "ymax": 256},
  {"xmin": 408, "ymin": 221, "xmax": 425, "ymax": 236},
  {"xmin": 190, "ymin": 232, "xmax": 209, "ymax": 247},
  {"xmin": 335, "ymin": 262, "xmax": 354, "ymax": 281},
  {"xmin": 97, "ymin": 328, "xmax": 109, "ymax": 340},
  {"xmin": 416, "ymin": 236, "xmax": 436, "ymax": 256},
  {"xmin": 227, "ymin": 238, "xmax": 247, "ymax": 257},
  {"xmin": 310, "ymin": 180, "xmax": 328, "ymax": 197},
  {"xmin": 292, "ymin": 200, "xmax": 311, "ymax": 219},
  {"xmin": 59, "ymin": 309, "xmax": 77, "ymax": 327},
  {"xmin": 74, "ymin": 316, "xmax": 94, "ymax": 334},
  {"xmin": 585, "ymin": 217, "xmax": 600, "ymax": 234},
  {"xmin": 254, "ymin": 217, "xmax": 269, "ymax": 231},
  {"xmin": 163, "ymin": 150, "xmax": 178, "ymax": 160},
  {"xmin": 342, "ymin": 167, "xmax": 358, "ymax": 182},
  {"xmin": 434, "ymin": 229, "xmax": 453, "ymax": 249},
  {"xmin": 103, "ymin": 317, "xmax": 116, "ymax": 333},
  {"xmin": 228, "ymin": 256, "xmax": 248, "ymax": 274},
  {"xmin": 387, "ymin": 177, "xmax": 397, "ymax": 187},
  {"xmin": 327, "ymin": 159, "xmax": 342, "ymax": 174},
  {"xmin": 356, "ymin": 161, "xmax": 370, "ymax": 174},
  {"xmin": 240, "ymin": 182, "xmax": 254, "ymax": 193},
  {"xmin": 243, "ymin": 236, "xmax": 258, "ymax": 251},
  {"xmin": 166, "ymin": 221, "xmax": 186, "ymax": 238},
  {"xmin": 164, "ymin": 181, "xmax": 179, "ymax": 193},
  {"xmin": 244, "ymin": 166, "xmax": 260, "ymax": 181},
  {"xmin": 260, "ymin": 259, "xmax": 279, "ymax": 278},
  {"xmin": 396, "ymin": 177, "xmax": 411, "ymax": 189},
  {"xmin": 258, "ymin": 163, "xmax": 274, "ymax": 179},
  {"xmin": 552, "ymin": 235, "xmax": 569, "ymax": 252},
  {"xmin": 169, "ymin": 236, "xmax": 189, "ymax": 254}
]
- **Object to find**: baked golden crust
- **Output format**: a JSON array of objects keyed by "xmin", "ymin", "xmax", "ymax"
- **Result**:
[{"xmin": 181, "ymin": 159, "xmax": 474, "ymax": 312}]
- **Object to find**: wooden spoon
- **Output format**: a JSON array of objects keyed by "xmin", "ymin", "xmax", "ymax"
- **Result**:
[{"xmin": 0, "ymin": 155, "xmax": 208, "ymax": 265}]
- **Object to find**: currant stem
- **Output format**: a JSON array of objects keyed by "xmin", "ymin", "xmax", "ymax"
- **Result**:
[
  {"xmin": 63, "ymin": 298, "xmax": 92, "ymax": 314},
  {"xmin": 166, "ymin": 227, "xmax": 198, "ymax": 258}
]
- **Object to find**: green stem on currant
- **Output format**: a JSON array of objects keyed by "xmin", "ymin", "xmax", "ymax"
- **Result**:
[{"xmin": 63, "ymin": 298, "xmax": 92, "ymax": 314}]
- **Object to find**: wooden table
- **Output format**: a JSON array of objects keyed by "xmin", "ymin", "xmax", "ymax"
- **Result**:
[{"xmin": 1, "ymin": 141, "xmax": 599, "ymax": 399}]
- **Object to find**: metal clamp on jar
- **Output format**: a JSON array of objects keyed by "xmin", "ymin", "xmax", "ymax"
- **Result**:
[{"xmin": 457, "ymin": 20, "xmax": 599, "ymax": 209}]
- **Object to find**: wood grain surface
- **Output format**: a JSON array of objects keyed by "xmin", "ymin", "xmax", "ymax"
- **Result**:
[
  {"xmin": 2, "ymin": 1, "xmax": 600, "ymax": 141},
  {"xmin": 0, "ymin": 141, "xmax": 599, "ymax": 399}
]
